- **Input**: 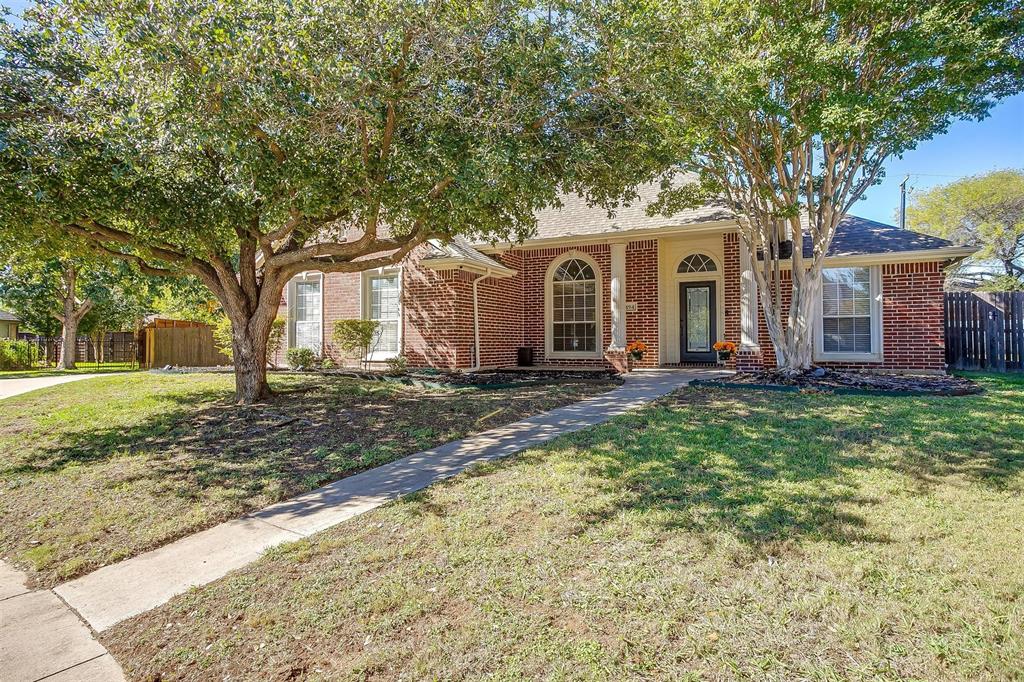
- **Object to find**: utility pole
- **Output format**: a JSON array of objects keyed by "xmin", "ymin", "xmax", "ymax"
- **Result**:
[{"xmin": 899, "ymin": 175, "xmax": 910, "ymax": 230}]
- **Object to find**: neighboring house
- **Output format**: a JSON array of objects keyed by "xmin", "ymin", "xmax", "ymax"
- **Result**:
[
  {"xmin": 0, "ymin": 309, "xmax": 19, "ymax": 339},
  {"xmin": 275, "ymin": 183, "xmax": 975, "ymax": 373}
]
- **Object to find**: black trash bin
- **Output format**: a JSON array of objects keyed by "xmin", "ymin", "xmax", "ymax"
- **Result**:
[{"xmin": 517, "ymin": 347, "xmax": 534, "ymax": 367}]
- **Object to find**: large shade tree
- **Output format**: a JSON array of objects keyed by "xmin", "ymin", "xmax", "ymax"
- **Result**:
[
  {"xmin": 1, "ymin": 0, "xmax": 666, "ymax": 401},
  {"xmin": 642, "ymin": 0, "xmax": 1024, "ymax": 371},
  {"xmin": 908, "ymin": 169, "xmax": 1024, "ymax": 287}
]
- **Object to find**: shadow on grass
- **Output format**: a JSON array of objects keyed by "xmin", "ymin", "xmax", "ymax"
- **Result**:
[
  {"xmin": 450, "ymin": 373, "xmax": 1024, "ymax": 549},
  {"xmin": 2, "ymin": 375, "xmax": 613, "ymax": 504}
]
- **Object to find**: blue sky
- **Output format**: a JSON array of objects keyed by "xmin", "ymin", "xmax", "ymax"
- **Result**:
[
  {"xmin": 854, "ymin": 93, "xmax": 1024, "ymax": 224},
  {"xmin": 4, "ymin": 0, "xmax": 1021, "ymax": 227}
]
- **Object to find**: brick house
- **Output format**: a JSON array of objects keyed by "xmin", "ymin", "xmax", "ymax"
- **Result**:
[{"xmin": 275, "ymin": 183, "xmax": 974, "ymax": 373}]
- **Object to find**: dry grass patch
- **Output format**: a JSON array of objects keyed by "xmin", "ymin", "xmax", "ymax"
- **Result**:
[{"xmin": 0, "ymin": 371, "xmax": 616, "ymax": 587}]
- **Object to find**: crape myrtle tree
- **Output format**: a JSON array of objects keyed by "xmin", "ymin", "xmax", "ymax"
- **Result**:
[
  {"xmin": 1, "ymin": 0, "xmax": 667, "ymax": 402},
  {"xmin": 643, "ymin": 0, "xmax": 1024, "ymax": 371}
]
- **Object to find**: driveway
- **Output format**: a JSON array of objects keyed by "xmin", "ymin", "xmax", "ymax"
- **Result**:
[{"xmin": 0, "ymin": 374, "xmax": 113, "ymax": 401}]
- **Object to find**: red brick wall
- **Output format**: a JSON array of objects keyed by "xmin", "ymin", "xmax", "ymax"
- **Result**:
[
  {"xmin": 476, "ymin": 251, "xmax": 525, "ymax": 368},
  {"xmin": 720, "ymin": 241, "xmax": 948, "ymax": 371},
  {"xmin": 401, "ymin": 246, "xmax": 475, "ymax": 369},
  {"xmin": 722, "ymin": 233, "xmax": 741, "ymax": 370},
  {"xmin": 625, "ymin": 240, "xmax": 660, "ymax": 367}
]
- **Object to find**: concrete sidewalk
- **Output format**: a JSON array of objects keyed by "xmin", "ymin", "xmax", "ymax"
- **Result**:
[
  {"xmin": 0, "ymin": 562, "xmax": 124, "ymax": 682},
  {"xmin": 0, "ymin": 374, "xmax": 115, "ymax": 401},
  {"xmin": 52, "ymin": 368, "xmax": 724, "ymax": 634}
]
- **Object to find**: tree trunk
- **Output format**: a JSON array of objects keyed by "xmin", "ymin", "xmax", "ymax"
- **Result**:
[
  {"xmin": 59, "ymin": 312, "xmax": 79, "ymax": 370},
  {"xmin": 54, "ymin": 263, "xmax": 93, "ymax": 370},
  {"xmin": 752, "ymin": 250, "xmax": 822, "ymax": 375},
  {"xmin": 229, "ymin": 315, "xmax": 274, "ymax": 404}
]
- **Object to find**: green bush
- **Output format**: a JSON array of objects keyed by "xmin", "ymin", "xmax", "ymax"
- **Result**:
[
  {"xmin": 384, "ymin": 355, "xmax": 408, "ymax": 376},
  {"xmin": 0, "ymin": 339, "xmax": 40, "ymax": 370},
  {"xmin": 286, "ymin": 346, "xmax": 318, "ymax": 369},
  {"xmin": 333, "ymin": 319, "xmax": 380, "ymax": 369},
  {"xmin": 214, "ymin": 315, "xmax": 286, "ymax": 367}
]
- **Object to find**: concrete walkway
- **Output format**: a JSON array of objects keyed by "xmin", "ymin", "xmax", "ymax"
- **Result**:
[
  {"xmin": 53, "ymin": 368, "xmax": 724, "ymax": 634},
  {"xmin": 0, "ymin": 562, "xmax": 124, "ymax": 682},
  {"xmin": 0, "ymin": 374, "xmax": 112, "ymax": 401}
]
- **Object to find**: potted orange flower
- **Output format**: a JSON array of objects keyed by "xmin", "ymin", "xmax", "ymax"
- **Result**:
[
  {"xmin": 626, "ymin": 340, "xmax": 648, "ymax": 362},
  {"xmin": 713, "ymin": 341, "xmax": 737, "ymax": 363}
]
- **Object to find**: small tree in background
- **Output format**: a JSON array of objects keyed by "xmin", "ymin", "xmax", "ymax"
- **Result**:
[
  {"xmin": 333, "ymin": 320, "xmax": 380, "ymax": 370},
  {"xmin": 908, "ymin": 169, "xmax": 1024, "ymax": 287}
]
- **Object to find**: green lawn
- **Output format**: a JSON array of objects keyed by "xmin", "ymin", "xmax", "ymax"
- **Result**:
[
  {"xmin": 0, "ymin": 372, "xmax": 616, "ymax": 588},
  {"xmin": 103, "ymin": 373, "xmax": 1024, "ymax": 681},
  {"xmin": 0, "ymin": 362, "xmax": 139, "ymax": 379}
]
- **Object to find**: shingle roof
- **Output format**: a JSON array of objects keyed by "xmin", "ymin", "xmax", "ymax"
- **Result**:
[
  {"xmin": 814, "ymin": 215, "xmax": 957, "ymax": 257},
  {"xmin": 423, "ymin": 236, "xmax": 514, "ymax": 273},
  {"xmin": 531, "ymin": 179, "xmax": 734, "ymax": 241},
  {"xmin": 0, "ymin": 309, "xmax": 20, "ymax": 322}
]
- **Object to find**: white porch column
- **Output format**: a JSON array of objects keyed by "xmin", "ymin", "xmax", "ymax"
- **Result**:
[
  {"xmin": 608, "ymin": 242, "xmax": 627, "ymax": 350},
  {"xmin": 739, "ymin": 237, "xmax": 760, "ymax": 350}
]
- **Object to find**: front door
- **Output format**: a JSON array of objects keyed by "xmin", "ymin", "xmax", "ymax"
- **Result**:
[{"xmin": 680, "ymin": 281, "xmax": 717, "ymax": 363}]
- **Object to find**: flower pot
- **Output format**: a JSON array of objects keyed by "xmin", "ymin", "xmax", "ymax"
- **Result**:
[
  {"xmin": 717, "ymin": 350, "xmax": 733, "ymax": 364},
  {"xmin": 629, "ymin": 351, "xmax": 644, "ymax": 362}
]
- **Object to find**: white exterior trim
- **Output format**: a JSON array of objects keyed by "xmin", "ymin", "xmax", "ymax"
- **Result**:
[
  {"xmin": 608, "ymin": 243, "xmax": 627, "ymax": 351},
  {"xmin": 361, "ymin": 267, "xmax": 403, "ymax": 362},
  {"xmin": 544, "ymin": 251, "xmax": 604, "ymax": 360},
  {"xmin": 813, "ymin": 265, "xmax": 884, "ymax": 363},
  {"xmin": 286, "ymin": 271, "xmax": 324, "ymax": 353},
  {"xmin": 478, "ymin": 220, "xmax": 740, "ymax": 253}
]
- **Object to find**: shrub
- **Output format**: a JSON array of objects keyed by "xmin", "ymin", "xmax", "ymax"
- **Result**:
[
  {"xmin": 214, "ymin": 315, "xmax": 286, "ymax": 367},
  {"xmin": 333, "ymin": 319, "xmax": 379, "ymax": 369},
  {"xmin": 286, "ymin": 346, "xmax": 318, "ymax": 369},
  {"xmin": 384, "ymin": 355, "xmax": 408, "ymax": 376},
  {"xmin": 321, "ymin": 357, "xmax": 336, "ymax": 370},
  {"xmin": 0, "ymin": 339, "xmax": 40, "ymax": 370}
]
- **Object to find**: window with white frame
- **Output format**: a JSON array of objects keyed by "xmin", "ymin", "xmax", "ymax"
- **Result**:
[
  {"xmin": 292, "ymin": 278, "xmax": 322, "ymax": 351},
  {"xmin": 551, "ymin": 258, "xmax": 598, "ymax": 353},
  {"xmin": 820, "ymin": 267, "xmax": 876, "ymax": 354},
  {"xmin": 367, "ymin": 272, "xmax": 400, "ymax": 356}
]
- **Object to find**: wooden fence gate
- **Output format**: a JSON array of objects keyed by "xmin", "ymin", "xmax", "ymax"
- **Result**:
[{"xmin": 945, "ymin": 291, "xmax": 1024, "ymax": 372}]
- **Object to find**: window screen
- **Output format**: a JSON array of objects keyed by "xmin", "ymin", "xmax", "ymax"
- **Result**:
[{"xmin": 822, "ymin": 267, "xmax": 872, "ymax": 354}]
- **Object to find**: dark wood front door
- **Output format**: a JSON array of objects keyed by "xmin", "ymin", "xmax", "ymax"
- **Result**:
[{"xmin": 680, "ymin": 281, "xmax": 717, "ymax": 363}]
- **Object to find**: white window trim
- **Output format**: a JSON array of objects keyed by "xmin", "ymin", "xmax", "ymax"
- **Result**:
[
  {"xmin": 813, "ymin": 265, "xmax": 884, "ymax": 363},
  {"xmin": 286, "ymin": 272, "xmax": 324, "ymax": 352},
  {"xmin": 544, "ymin": 252, "xmax": 603, "ymax": 360},
  {"xmin": 361, "ymin": 267, "xmax": 403, "ymax": 362}
]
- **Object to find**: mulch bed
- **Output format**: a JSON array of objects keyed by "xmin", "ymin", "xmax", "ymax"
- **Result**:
[
  {"xmin": 694, "ymin": 368, "xmax": 982, "ymax": 396},
  {"xmin": 318, "ymin": 368, "xmax": 621, "ymax": 389}
]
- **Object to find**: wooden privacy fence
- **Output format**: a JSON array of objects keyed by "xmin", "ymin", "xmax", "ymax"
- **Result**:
[
  {"xmin": 143, "ymin": 326, "xmax": 230, "ymax": 368},
  {"xmin": 945, "ymin": 291, "xmax": 1024, "ymax": 372}
]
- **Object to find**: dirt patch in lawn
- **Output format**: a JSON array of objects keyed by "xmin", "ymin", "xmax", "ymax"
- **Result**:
[
  {"xmin": 703, "ymin": 368, "xmax": 981, "ymax": 395},
  {"xmin": 0, "ymin": 372, "xmax": 616, "ymax": 588}
]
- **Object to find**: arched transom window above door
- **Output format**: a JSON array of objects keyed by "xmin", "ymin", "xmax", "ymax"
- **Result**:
[
  {"xmin": 677, "ymin": 253, "xmax": 717, "ymax": 274},
  {"xmin": 551, "ymin": 257, "xmax": 598, "ymax": 354}
]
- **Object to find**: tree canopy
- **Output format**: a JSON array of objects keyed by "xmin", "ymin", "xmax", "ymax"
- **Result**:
[
  {"xmin": 908, "ymin": 169, "xmax": 1024, "ymax": 286},
  {"xmin": 640, "ymin": 0, "xmax": 1024, "ymax": 368},
  {"xmin": 0, "ymin": 0, "xmax": 666, "ymax": 399}
]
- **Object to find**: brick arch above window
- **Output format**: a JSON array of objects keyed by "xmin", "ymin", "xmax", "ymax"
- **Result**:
[{"xmin": 544, "ymin": 251, "xmax": 604, "ymax": 359}]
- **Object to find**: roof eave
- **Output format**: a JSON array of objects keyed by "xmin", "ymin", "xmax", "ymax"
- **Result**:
[
  {"xmin": 420, "ymin": 257, "xmax": 517, "ymax": 278},
  {"xmin": 474, "ymin": 219, "xmax": 741, "ymax": 252}
]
